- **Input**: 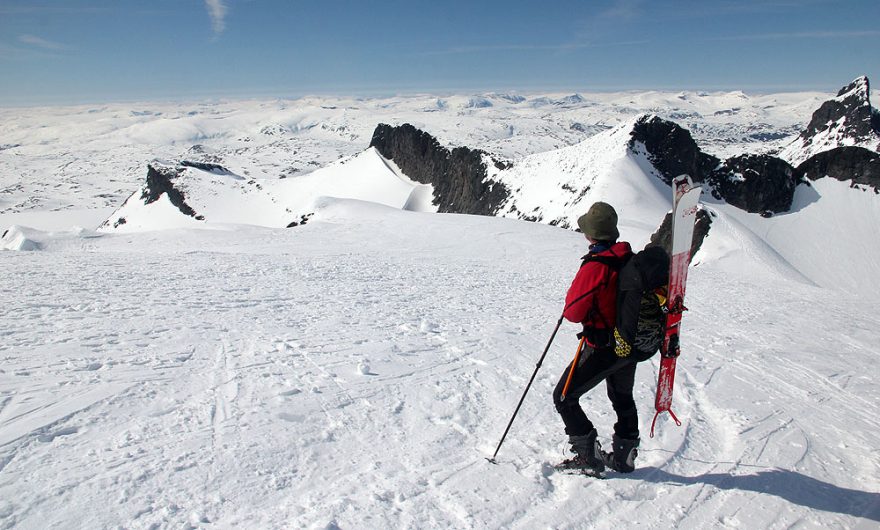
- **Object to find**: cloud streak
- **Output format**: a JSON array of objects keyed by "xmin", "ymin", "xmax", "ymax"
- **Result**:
[
  {"xmin": 714, "ymin": 30, "xmax": 880, "ymax": 41},
  {"xmin": 0, "ymin": 6, "xmax": 106, "ymax": 15},
  {"xmin": 204, "ymin": 0, "xmax": 228, "ymax": 36},
  {"xmin": 19, "ymin": 34, "xmax": 67, "ymax": 50},
  {"xmin": 422, "ymin": 40, "xmax": 649, "ymax": 57},
  {"xmin": 599, "ymin": 0, "xmax": 647, "ymax": 20}
]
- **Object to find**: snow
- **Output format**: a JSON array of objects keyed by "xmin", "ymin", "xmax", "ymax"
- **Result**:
[
  {"xmin": 1, "ymin": 225, "xmax": 40, "ymax": 251},
  {"xmin": 1, "ymin": 89, "xmax": 879, "ymax": 529},
  {"xmin": 99, "ymin": 148, "xmax": 436, "ymax": 232},
  {"xmin": 778, "ymin": 76, "xmax": 880, "ymax": 166},
  {"xmin": 492, "ymin": 119, "xmax": 672, "ymax": 245},
  {"xmin": 0, "ymin": 88, "xmax": 828, "ymax": 220},
  {"xmin": 1, "ymin": 197, "xmax": 879, "ymax": 528},
  {"xmin": 699, "ymin": 177, "xmax": 880, "ymax": 295}
]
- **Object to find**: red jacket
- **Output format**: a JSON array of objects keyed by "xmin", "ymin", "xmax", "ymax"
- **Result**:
[{"xmin": 563, "ymin": 241, "xmax": 632, "ymax": 329}]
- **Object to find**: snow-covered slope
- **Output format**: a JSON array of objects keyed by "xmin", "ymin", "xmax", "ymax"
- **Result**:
[
  {"xmin": 97, "ymin": 109, "xmax": 880, "ymax": 296},
  {"xmin": 3, "ymin": 83, "xmax": 880, "ymax": 528},
  {"xmin": 1, "ymin": 201, "xmax": 878, "ymax": 529},
  {"xmin": 491, "ymin": 117, "xmax": 672, "ymax": 247},
  {"xmin": 99, "ymin": 147, "xmax": 434, "ymax": 232},
  {"xmin": 698, "ymin": 177, "xmax": 880, "ymax": 295}
]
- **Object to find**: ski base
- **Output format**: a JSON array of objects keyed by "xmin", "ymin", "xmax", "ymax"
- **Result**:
[
  {"xmin": 655, "ymin": 355, "xmax": 678, "ymax": 411},
  {"xmin": 652, "ymin": 174, "xmax": 700, "ymax": 436}
]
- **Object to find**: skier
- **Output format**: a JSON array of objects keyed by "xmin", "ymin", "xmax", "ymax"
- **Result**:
[{"xmin": 553, "ymin": 202, "xmax": 641, "ymax": 474}]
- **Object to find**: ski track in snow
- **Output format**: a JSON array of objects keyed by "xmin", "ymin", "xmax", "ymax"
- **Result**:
[{"xmin": 1, "ymin": 214, "xmax": 879, "ymax": 528}]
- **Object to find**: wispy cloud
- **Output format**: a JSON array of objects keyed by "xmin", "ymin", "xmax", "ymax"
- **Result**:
[
  {"xmin": 0, "ymin": 5, "xmax": 107, "ymax": 15},
  {"xmin": 715, "ymin": 30, "xmax": 880, "ymax": 41},
  {"xmin": 204, "ymin": 0, "xmax": 228, "ymax": 36},
  {"xmin": 566, "ymin": 0, "xmax": 647, "ymax": 49},
  {"xmin": 599, "ymin": 0, "xmax": 647, "ymax": 20},
  {"xmin": 422, "ymin": 40, "xmax": 648, "ymax": 57},
  {"xmin": 18, "ymin": 34, "xmax": 67, "ymax": 50}
]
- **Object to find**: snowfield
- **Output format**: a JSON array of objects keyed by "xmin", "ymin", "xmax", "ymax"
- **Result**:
[
  {"xmin": 100, "ymin": 148, "xmax": 434, "ymax": 233},
  {"xmin": 2, "ymin": 87, "xmax": 880, "ymax": 528},
  {"xmin": 1, "ymin": 200, "xmax": 879, "ymax": 529}
]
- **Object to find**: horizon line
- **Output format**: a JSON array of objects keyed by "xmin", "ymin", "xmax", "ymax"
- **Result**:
[{"xmin": 1, "ymin": 81, "xmax": 867, "ymax": 109}]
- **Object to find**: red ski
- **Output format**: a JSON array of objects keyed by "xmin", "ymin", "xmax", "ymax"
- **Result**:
[{"xmin": 651, "ymin": 174, "xmax": 701, "ymax": 437}]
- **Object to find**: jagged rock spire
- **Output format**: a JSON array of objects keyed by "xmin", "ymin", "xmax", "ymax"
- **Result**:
[{"xmin": 780, "ymin": 76, "xmax": 880, "ymax": 166}]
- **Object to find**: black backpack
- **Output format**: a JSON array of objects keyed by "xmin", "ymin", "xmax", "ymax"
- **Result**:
[{"xmin": 612, "ymin": 245, "xmax": 670, "ymax": 362}]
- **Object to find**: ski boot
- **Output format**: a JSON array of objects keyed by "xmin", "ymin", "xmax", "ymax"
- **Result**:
[
  {"xmin": 602, "ymin": 435, "xmax": 639, "ymax": 473},
  {"xmin": 555, "ymin": 429, "xmax": 605, "ymax": 476}
]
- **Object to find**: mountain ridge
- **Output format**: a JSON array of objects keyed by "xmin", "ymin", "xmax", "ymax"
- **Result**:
[{"xmin": 780, "ymin": 76, "xmax": 880, "ymax": 166}]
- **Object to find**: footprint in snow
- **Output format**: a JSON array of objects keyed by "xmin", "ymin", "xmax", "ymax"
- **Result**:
[
  {"xmin": 37, "ymin": 426, "xmax": 79, "ymax": 443},
  {"xmin": 419, "ymin": 320, "xmax": 440, "ymax": 333}
]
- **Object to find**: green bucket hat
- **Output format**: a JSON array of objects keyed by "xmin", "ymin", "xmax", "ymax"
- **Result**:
[{"xmin": 577, "ymin": 202, "xmax": 619, "ymax": 241}]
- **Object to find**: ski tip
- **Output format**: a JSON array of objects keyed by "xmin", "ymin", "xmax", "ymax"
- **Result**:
[
  {"xmin": 485, "ymin": 457, "xmax": 498, "ymax": 465},
  {"xmin": 674, "ymin": 174, "xmax": 695, "ymax": 188}
]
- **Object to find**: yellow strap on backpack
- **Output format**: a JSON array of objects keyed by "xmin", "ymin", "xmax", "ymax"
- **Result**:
[
  {"xmin": 614, "ymin": 328, "xmax": 631, "ymax": 358},
  {"xmin": 654, "ymin": 287, "xmax": 668, "ymax": 307}
]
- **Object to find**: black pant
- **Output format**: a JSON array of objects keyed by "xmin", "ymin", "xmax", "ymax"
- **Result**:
[{"xmin": 553, "ymin": 344, "xmax": 639, "ymax": 439}]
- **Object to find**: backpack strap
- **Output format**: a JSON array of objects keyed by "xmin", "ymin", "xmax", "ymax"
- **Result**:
[
  {"xmin": 569, "ymin": 249, "xmax": 632, "ymax": 335},
  {"xmin": 566, "ymin": 253, "xmax": 625, "ymax": 312},
  {"xmin": 580, "ymin": 254, "xmax": 626, "ymax": 270}
]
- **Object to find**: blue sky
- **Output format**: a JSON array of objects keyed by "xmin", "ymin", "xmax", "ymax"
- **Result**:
[{"xmin": 1, "ymin": 0, "xmax": 878, "ymax": 106}]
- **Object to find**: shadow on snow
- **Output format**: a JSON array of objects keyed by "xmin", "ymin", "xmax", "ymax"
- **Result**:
[{"xmin": 635, "ymin": 467, "xmax": 880, "ymax": 522}]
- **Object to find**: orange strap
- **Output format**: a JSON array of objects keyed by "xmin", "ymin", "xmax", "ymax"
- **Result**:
[{"xmin": 559, "ymin": 337, "xmax": 586, "ymax": 402}]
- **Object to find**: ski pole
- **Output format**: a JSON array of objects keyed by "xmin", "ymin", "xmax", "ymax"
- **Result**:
[
  {"xmin": 558, "ymin": 337, "xmax": 586, "ymax": 402},
  {"xmin": 487, "ymin": 314, "xmax": 564, "ymax": 463}
]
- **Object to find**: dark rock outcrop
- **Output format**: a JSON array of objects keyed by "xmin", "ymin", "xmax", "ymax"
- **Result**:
[
  {"xmin": 795, "ymin": 146, "xmax": 880, "ymax": 192},
  {"xmin": 180, "ymin": 160, "xmax": 230, "ymax": 174},
  {"xmin": 708, "ymin": 154, "xmax": 798, "ymax": 214},
  {"xmin": 629, "ymin": 115, "xmax": 719, "ymax": 185},
  {"xmin": 141, "ymin": 164, "xmax": 201, "ymax": 219},
  {"xmin": 631, "ymin": 115, "xmax": 803, "ymax": 214},
  {"xmin": 801, "ymin": 76, "xmax": 880, "ymax": 149},
  {"xmin": 781, "ymin": 76, "xmax": 880, "ymax": 166},
  {"xmin": 648, "ymin": 208, "xmax": 713, "ymax": 263},
  {"xmin": 369, "ymin": 123, "xmax": 510, "ymax": 215},
  {"xmin": 286, "ymin": 213, "xmax": 314, "ymax": 228}
]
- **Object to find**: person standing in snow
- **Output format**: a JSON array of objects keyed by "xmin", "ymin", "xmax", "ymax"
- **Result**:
[{"xmin": 553, "ymin": 201, "xmax": 641, "ymax": 474}]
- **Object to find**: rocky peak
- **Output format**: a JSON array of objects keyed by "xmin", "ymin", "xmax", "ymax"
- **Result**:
[
  {"xmin": 795, "ymin": 146, "xmax": 880, "ymax": 192},
  {"xmin": 837, "ymin": 76, "xmax": 871, "ymax": 104},
  {"xmin": 708, "ymin": 154, "xmax": 798, "ymax": 215},
  {"xmin": 628, "ymin": 115, "xmax": 720, "ymax": 185},
  {"xmin": 368, "ymin": 123, "xmax": 510, "ymax": 216},
  {"xmin": 101, "ymin": 161, "xmax": 204, "ymax": 230},
  {"xmin": 141, "ymin": 163, "xmax": 200, "ymax": 218},
  {"xmin": 629, "ymin": 115, "xmax": 802, "ymax": 215},
  {"xmin": 780, "ymin": 76, "xmax": 880, "ymax": 166}
]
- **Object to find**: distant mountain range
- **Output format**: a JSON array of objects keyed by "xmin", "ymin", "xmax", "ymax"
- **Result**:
[
  {"xmin": 0, "ymin": 84, "xmax": 837, "ymax": 216},
  {"xmin": 95, "ymin": 76, "xmax": 880, "ymax": 293},
  {"xmin": 102, "ymin": 77, "xmax": 878, "ymax": 233},
  {"xmin": 368, "ymin": 76, "xmax": 879, "ymax": 222}
]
